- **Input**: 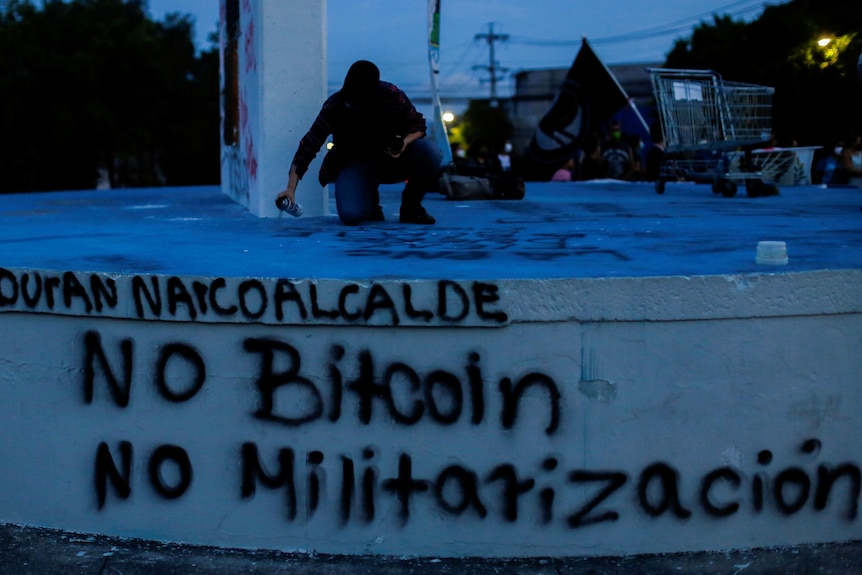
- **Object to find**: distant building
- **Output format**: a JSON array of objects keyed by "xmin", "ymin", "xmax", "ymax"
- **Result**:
[{"xmin": 504, "ymin": 62, "xmax": 661, "ymax": 157}]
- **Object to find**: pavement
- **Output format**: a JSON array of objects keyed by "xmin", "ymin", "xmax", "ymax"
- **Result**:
[
  {"xmin": 2, "ymin": 522, "xmax": 861, "ymax": 575},
  {"xmin": 1, "ymin": 179, "xmax": 862, "ymax": 573}
]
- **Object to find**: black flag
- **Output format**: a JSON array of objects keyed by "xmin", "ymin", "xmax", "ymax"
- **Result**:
[{"xmin": 527, "ymin": 38, "xmax": 630, "ymax": 174}]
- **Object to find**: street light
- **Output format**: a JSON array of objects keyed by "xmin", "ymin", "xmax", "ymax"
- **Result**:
[
  {"xmin": 442, "ymin": 112, "xmax": 455, "ymax": 123},
  {"xmin": 817, "ymin": 37, "xmax": 832, "ymax": 47}
]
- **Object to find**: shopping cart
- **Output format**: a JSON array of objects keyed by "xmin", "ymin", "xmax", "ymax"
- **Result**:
[{"xmin": 648, "ymin": 68, "xmax": 779, "ymax": 197}]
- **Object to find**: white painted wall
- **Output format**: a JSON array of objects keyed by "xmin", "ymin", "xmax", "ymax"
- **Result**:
[
  {"xmin": 220, "ymin": 0, "xmax": 328, "ymax": 217},
  {"xmin": 1, "ymin": 268, "xmax": 861, "ymax": 557}
]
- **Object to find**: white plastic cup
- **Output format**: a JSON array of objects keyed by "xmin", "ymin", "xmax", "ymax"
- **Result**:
[{"xmin": 755, "ymin": 241, "xmax": 788, "ymax": 265}]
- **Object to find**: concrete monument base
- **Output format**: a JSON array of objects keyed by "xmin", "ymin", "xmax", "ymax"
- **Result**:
[{"xmin": 0, "ymin": 182, "xmax": 860, "ymax": 557}]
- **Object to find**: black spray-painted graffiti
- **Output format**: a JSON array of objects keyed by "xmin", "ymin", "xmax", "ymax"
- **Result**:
[
  {"xmin": 237, "ymin": 439, "xmax": 860, "ymax": 526},
  {"xmin": 331, "ymin": 226, "xmax": 629, "ymax": 263},
  {"xmin": 93, "ymin": 439, "xmax": 860, "ymax": 527},
  {"xmin": 0, "ymin": 269, "xmax": 117, "ymax": 312},
  {"xmin": 82, "ymin": 331, "xmax": 559, "ymax": 433},
  {"xmin": 82, "ymin": 330, "xmax": 862, "ymax": 528},
  {"xmin": 95, "ymin": 442, "xmax": 192, "ymax": 509},
  {"xmin": 242, "ymin": 337, "xmax": 559, "ymax": 432},
  {"xmin": 0, "ymin": 268, "xmax": 508, "ymax": 326}
]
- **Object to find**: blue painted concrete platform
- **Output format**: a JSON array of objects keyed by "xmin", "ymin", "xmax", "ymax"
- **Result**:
[{"xmin": 1, "ymin": 181, "xmax": 860, "ymax": 280}]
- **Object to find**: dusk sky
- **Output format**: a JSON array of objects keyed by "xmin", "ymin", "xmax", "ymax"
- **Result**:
[{"xmin": 146, "ymin": 0, "xmax": 786, "ymax": 103}]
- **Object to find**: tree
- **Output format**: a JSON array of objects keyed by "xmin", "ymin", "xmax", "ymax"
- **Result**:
[
  {"xmin": 665, "ymin": 0, "xmax": 862, "ymax": 146},
  {"xmin": 460, "ymin": 99, "xmax": 513, "ymax": 156},
  {"xmin": 0, "ymin": 0, "xmax": 219, "ymax": 192}
]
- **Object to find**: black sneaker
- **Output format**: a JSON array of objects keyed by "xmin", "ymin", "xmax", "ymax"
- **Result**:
[
  {"xmin": 370, "ymin": 205, "xmax": 385, "ymax": 221},
  {"xmin": 400, "ymin": 206, "xmax": 436, "ymax": 224}
]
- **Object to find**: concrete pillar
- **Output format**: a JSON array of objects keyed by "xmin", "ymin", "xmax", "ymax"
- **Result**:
[{"xmin": 219, "ymin": 0, "xmax": 328, "ymax": 217}]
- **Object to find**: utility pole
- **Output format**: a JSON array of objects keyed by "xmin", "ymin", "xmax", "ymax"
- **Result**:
[{"xmin": 474, "ymin": 23, "xmax": 509, "ymax": 105}]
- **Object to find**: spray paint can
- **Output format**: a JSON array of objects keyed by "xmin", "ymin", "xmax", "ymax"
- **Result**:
[{"xmin": 276, "ymin": 196, "xmax": 303, "ymax": 217}]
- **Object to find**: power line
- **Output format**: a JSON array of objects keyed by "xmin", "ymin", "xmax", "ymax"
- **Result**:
[
  {"xmin": 473, "ymin": 23, "xmax": 509, "ymax": 104},
  {"xmin": 508, "ymin": 0, "xmax": 770, "ymax": 47},
  {"xmin": 445, "ymin": 41, "xmax": 487, "ymax": 84},
  {"xmin": 332, "ymin": 1, "xmax": 784, "ymax": 105},
  {"xmin": 592, "ymin": 0, "xmax": 768, "ymax": 44}
]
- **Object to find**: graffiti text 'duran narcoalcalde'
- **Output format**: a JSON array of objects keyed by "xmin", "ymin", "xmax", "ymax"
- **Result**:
[{"xmin": 0, "ymin": 269, "xmax": 508, "ymax": 326}]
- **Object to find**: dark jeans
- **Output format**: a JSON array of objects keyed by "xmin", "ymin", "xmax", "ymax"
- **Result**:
[{"xmin": 334, "ymin": 138, "xmax": 442, "ymax": 225}]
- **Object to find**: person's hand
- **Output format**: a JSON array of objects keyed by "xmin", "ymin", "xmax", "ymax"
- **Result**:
[
  {"xmin": 384, "ymin": 135, "xmax": 405, "ymax": 158},
  {"xmin": 275, "ymin": 188, "xmax": 296, "ymax": 208},
  {"xmin": 276, "ymin": 164, "xmax": 301, "ymax": 208}
]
